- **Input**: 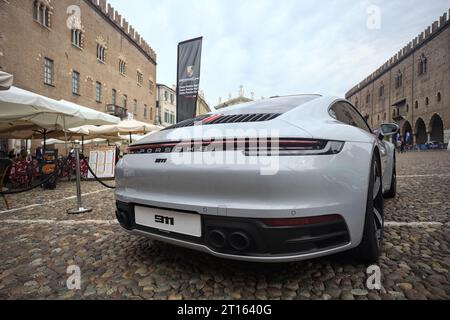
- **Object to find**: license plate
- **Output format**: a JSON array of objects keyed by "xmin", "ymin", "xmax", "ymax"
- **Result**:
[{"xmin": 135, "ymin": 206, "xmax": 202, "ymax": 237}]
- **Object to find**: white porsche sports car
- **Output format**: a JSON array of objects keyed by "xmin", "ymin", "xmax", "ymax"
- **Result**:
[{"xmin": 115, "ymin": 95, "xmax": 398, "ymax": 263}]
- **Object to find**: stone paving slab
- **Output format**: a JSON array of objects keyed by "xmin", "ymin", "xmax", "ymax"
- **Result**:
[
  {"xmin": 0, "ymin": 151, "xmax": 448, "ymax": 300},
  {"xmin": 387, "ymin": 176, "xmax": 450, "ymax": 223},
  {"xmin": 0, "ymin": 222, "xmax": 448, "ymax": 300}
]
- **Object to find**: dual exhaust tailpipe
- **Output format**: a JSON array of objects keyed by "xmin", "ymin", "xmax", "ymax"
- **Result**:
[
  {"xmin": 116, "ymin": 210, "xmax": 131, "ymax": 228},
  {"xmin": 208, "ymin": 230, "xmax": 251, "ymax": 251}
]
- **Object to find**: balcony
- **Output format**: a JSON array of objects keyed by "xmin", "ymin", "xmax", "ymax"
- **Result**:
[
  {"xmin": 106, "ymin": 104, "xmax": 128, "ymax": 119},
  {"xmin": 392, "ymin": 99, "xmax": 407, "ymax": 122}
]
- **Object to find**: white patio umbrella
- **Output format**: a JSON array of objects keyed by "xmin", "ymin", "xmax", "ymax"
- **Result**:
[
  {"xmin": 119, "ymin": 134, "xmax": 145, "ymax": 143},
  {"xmin": 0, "ymin": 71, "xmax": 13, "ymax": 91},
  {"xmin": 44, "ymin": 125, "xmax": 124, "ymax": 152},
  {"xmin": 0, "ymin": 123, "xmax": 90, "ymax": 141},
  {"xmin": 42, "ymin": 138, "xmax": 110, "ymax": 146},
  {"xmin": 91, "ymin": 119, "xmax": 163, "ymax": 143},
  {"xmin": 0, "ymin": 87, "xmax": 119, "ymax": 128},
  {"xmin": 0, "ymin": 86, "xmax": 120, "ymax": 153}
]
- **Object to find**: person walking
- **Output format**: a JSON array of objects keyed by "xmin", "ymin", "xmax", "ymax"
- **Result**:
[{"xmin": 400, "ymin": 138, "xmax": 405, "ymax": 154}]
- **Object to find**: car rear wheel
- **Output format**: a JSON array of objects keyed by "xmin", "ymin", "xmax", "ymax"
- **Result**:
[
  {"xmin": 355, "ymin": 154, "xmax": 384, "ymax": 263},
  {"xmin": 384, "ymin": 161, "xmax": 397, "ymax": 198}
]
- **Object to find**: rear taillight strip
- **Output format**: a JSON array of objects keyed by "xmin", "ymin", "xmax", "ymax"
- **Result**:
[{"xmin": 128, "ymin": 138, "xmax": 344, "ymax": 155}]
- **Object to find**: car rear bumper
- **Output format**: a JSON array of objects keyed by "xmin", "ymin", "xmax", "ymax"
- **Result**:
[
  {"xmin": 115, "ymin": 142, "xmax": 374, "ymax": 261},
  {"xmin": 116, "ymin": 201, "xmax": 353, "ymax": 263}
]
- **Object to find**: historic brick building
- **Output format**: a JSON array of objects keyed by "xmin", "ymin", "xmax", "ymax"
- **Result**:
[
  {"xmin": 346, "ymin": 10, "xmax": 450, "ymax": 145},
  {"xmin": 0, "ymin": 0, "xmax": 157, "ymax": 126}
]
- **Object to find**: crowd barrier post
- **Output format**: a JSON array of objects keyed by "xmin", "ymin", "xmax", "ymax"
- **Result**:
[{"xmin": 67, "ymin": 141, "xmax": 92, "ymax": 215}]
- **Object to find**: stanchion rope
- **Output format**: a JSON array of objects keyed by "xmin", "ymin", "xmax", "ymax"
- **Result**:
[{"xmin": 80, "ymin": 155, "xmax": 116, "ymax": 189}]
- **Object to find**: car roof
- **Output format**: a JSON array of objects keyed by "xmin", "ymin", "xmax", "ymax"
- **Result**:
[{"xmin": 211, "ymin": 94, "xmax": 323, "ymax": 115}]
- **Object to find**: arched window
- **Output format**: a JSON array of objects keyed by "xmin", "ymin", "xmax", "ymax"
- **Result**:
[
  {"xmin": 379, "ymin": 82, "xmax": 384, "ymax": 97},
  {"xmin": 95, "ymin": 82, "xmax": 102, "ymax": 102},
  {"xmin": 418, "ymin": 54, "xmax": 428, "ymax": 76},
  {"xmin": 123, "ymin": 95, "xmax": 128, "ymax": 109},
  {"xmin": 395, "ymin": 71, "xmax": 403, "ymax": 89},
  {"xmin": 144, "ymin": 104, "xmax": 148, "ymax": 119},
  {"xmin": 119, "ymin": 60, "xmax": 126, "ymax": 75},
  {"xmin": 97, "ymin": 44, "xmax": 106, "ymax": 62},
  {"xmin": 383, "ymin": 112, "xmax": 386, "ymax": 120},
  {"xmin": 137, "ymin": 71, "xmax": 143, "ymax": 86},
  {"xmin": 437, "ymin": 92, "xmax": 441, "ymax": 102},
  {"xmin": 406, "ymin": 104, "xmax": 409, "ymax": 113},
  {"xmin": 415, "ymin": 101, "xmax": 419, "ymax": 109},
  {"xmin": 132, "ymin": 99, "xmax": 138, "ymax": 114},
  {"xmin": 71, "ymin": 29, "xmax": 82, "ymax": 48},
  {"xmin": 33, "ymin": 1, "xmax": 51, "ymax": 28}
]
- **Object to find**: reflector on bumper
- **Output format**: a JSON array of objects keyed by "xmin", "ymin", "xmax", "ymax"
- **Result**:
[{"xmin": 261, "ymin": 214, "xmax": 343, "ymax": 227}]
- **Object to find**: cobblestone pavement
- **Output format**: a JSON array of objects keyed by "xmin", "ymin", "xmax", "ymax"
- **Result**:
[{"xmin": 0, "ymin": 152, "xmax": 448, "ymax": 300}]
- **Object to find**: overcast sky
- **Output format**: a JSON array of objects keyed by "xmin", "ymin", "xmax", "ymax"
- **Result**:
[{"xmin": 108, "ymin": 0, "xmax": 448, "ymax": 107}]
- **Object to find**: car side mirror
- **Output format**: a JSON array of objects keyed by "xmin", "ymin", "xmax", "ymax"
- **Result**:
[
  {"xmin": 380, "ymin": 123, "xmax": 399, "ymax": 137},
  {"xmin": 372, "ymin": 128, "xmax": 385, "ymax": 141}
]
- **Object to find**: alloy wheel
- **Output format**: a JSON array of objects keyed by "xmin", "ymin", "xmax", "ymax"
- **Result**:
[{"xmin": 372, "ymin": 160, "xmax": 384, "ymax": 247}]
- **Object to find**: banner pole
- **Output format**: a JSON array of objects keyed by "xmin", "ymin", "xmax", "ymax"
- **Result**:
[{"xmin": 176, "ymin": 42, "xmax": 180, "ymax": 123}]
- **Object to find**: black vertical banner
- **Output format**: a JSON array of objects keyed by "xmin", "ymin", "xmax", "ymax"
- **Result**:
[{"xmin": 177, "ymin": 37, "xmax": 203, "ymax": 123}]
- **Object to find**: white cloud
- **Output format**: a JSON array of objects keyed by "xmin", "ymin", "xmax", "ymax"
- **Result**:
[{"xmin": 108, "ymin": 0, "xmax": 449, "ymax": 106}]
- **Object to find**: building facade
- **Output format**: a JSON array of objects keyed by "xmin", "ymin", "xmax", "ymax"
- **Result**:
[
  {"xmin": 215, "ymin": 96, "xmax": 253, "ymax": 110},
  {"xmin": 0, "ymin": 0, "xmax": 157, "ymax": 128},
  {"xmin": 156, "ymin": 84, "xmax": 176, "ymax": 127},
  {"xmin": 215, "ymin": 86, "xmax": 254, "ymax": 110},
  {"xmin": 346, "ymin": 10, "xmax": 450, "ymax": 145},
  {"xmin": 197, "ymin": 91, "xmax": 211, "ymax": 116},
  {"xmin": 156, "ymin": 84, "xmax": 211, "ymax": 127}
]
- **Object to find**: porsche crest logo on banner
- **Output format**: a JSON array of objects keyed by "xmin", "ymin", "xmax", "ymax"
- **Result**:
[{"xmin": 176, "ymin": 37, "xmax": 203, "ymax": 123}]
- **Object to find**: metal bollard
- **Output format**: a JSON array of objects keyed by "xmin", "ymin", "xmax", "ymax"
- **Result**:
[{"xmin": 67, "ymin": 141, "xmax": 92, "ymax": 215}]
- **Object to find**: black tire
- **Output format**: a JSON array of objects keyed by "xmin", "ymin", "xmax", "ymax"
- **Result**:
[
  {"xmin": 355, "ymin": 154, "xmax": 384, "ymax": 263},
  {"xmin": 384, "ymin": 160, "xmax": 396, "ymax": 198}
]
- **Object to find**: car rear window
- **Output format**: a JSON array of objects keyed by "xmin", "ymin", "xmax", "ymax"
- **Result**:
[{"xmin": 218, "ymin": 95, "xmax": 321, "ymax": 115}]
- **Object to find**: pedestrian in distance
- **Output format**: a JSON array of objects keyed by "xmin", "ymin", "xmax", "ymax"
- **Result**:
[{"xmin": 400, "ymin": 138, "xmax": 405, "ymax": 154}]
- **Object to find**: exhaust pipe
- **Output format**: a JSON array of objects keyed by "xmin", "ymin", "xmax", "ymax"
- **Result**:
[
  {"xmin": 229, "ymin": 232, "xmax": 251, "ymax": 251},
  {"xmin": 208, "ymin": 230, "xmax": 227, "ymax": 249},
  {"xmin": 116, "ymin": 210, "xmax": 130, "ymax": 227}
]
